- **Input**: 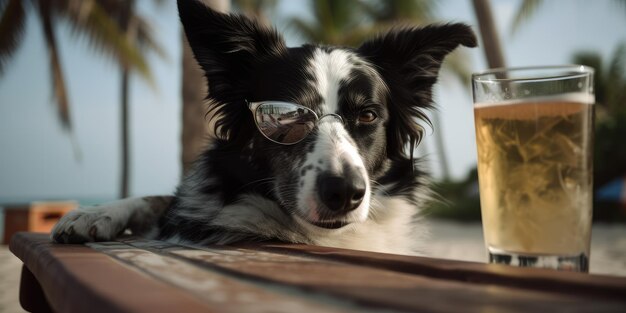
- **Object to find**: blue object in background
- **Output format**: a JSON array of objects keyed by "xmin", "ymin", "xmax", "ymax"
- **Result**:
[{"xmin": 596, "ymin": 177, "xmax": 626, "ymax": 203}]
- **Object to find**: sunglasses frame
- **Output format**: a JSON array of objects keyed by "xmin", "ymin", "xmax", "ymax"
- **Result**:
[{"xmin": 247, "ymin": 100, "xmax": 343, "ymax": 145}]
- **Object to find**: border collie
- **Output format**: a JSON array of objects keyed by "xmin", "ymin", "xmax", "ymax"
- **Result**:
[{"xmin": 52, "ymin": 0, "xmax": 476, "ymax": 255}]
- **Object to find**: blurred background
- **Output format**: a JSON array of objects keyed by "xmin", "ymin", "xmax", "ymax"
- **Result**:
[
  {"xmin": 1, "ymin": 0, "xmax": 625, "ymax": 227},
  {"xmin": 0, "ymin": 1, "xmax": 625, "ymax": 311}
]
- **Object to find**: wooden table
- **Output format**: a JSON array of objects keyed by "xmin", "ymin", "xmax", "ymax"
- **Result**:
[{"xmin": 9, "ymin": 232, "xmax": 626, "ymax": 313}]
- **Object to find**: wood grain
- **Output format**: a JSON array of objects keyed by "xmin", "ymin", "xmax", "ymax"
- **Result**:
[
  {"xmin": 253, "ymin": 243, "xmax": 626, "ymax": 299},
  {"xmin": 9, "ymin": 233, "xmax": 214, "ymax": 313},
  {"xmin": 120, "ymin": 238, "xmax": 626, "ymax": 313},
  {"xmin": 88, "ymin": 241, "xmax": 365, "ymax": 313},
  {"xmin": 10, "ymin": 233, "xmax": 626, "ymax": 313}
]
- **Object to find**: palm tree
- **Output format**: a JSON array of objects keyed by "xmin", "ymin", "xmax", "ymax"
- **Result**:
[
  {"xmin": 0, "ymin": 0, "xmax": 164, "ymax": 198},
  {"xmin": 119, "ymin": 0, "xmax": 135, "ymax": 199},
  {"xmin": 113, "ymin": 0, "xmax": 166, "ymax": 198},
  {"xmin": 0, "ymin": 0, "xmax": 152, "ymax": 135}
]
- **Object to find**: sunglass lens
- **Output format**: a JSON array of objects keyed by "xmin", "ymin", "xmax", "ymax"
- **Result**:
[{"xmin": 255, "ymin": 103, "xmax": 316, "ymax": 144}]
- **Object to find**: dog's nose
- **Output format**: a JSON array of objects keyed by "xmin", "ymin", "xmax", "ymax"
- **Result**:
[{"xmin": 317, "ymin": 173, "xmax": 366, "ymax": 213}]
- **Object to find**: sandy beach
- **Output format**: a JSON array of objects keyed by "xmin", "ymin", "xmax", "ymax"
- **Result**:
[{"xmin": 1, "ymin": 219, "xmax": 624, "ymax": 313}]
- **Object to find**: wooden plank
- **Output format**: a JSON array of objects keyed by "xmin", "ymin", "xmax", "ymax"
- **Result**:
[
  {"xmin": 119, "ymin": 238, "xmax": 626, "ymax": 313},
  {"xmin": 9, "ymin": 232, "xmax": 214, "ymax": 313},
  {"xmin": 87, "ymin": 241, "xmax": 369, "ymax": 313},
  {"xmin": 253, "ymin": 243, "xmax": 626, "ymax": 300}
]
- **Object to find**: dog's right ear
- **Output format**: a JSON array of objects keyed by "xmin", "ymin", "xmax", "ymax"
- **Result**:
[
  {"xmin": 178, "ymin": 0, "xmax": 287, "ymax": 103},
  {"xmin": 357, "ymin": 24, "xmax": 477, "ymax": 160}
]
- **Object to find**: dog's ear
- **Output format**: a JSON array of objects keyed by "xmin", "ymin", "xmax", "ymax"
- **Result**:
[
  {"xmin": 178, "ymin": 0, "xmax": 286, "ymax": 99},
  {"xmin": 178, "ymin": 0, "xmax": 287, "ymax": 142},
  {"xmin": 357, "ymin": 24, "xmax": 477, "ymax": 159}
]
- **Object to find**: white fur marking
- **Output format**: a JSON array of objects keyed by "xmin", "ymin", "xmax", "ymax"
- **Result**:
[
  {"xmin": 309, "ymin": 49, "xmax": 354, "ymax": 114},
  {"xmin": 295, "ymin": 48, "xmax": 375, "ymax": 223},
  {"xmin": 297, "ymin": 120, "xmax": 372, "ymax": 222}
]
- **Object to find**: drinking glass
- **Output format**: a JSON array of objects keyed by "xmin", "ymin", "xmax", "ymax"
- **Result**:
[{"xmin": 472, "ymin": 65, "xmax": 594, "ymax": 272}]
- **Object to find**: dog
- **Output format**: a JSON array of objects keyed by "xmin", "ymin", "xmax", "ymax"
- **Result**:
[{"xmin": 51, "ymin": 0, "xmax": 476, "ymax": 255}]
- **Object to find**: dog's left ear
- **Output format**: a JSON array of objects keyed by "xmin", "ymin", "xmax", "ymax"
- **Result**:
[
  {"xmin": 357, "ymin": 23, "xmax": 477, "ymax": 158},
  {"xmin": 177, "ymin": 0, "xmax": 287, "ymax": 143},
  {"xmin": 178, "ymin": 0, "xmax": 287, "ymax": 97}
]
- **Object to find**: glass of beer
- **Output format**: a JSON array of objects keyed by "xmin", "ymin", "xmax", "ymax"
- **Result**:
[{"xmin": 472, "ymin": 65, "xmax": 594, "ymax": 272}]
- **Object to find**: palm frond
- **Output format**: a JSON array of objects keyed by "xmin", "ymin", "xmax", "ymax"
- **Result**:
[
  {"xmin": 288, "ymin": 0, "xmax": 371, "ymax": 46},
  {"xmin": 134, "ymin": 16, "xmax": 167, "ymax": 61},
  {"xmin": 511, "ymin": 0, "xmax": 543, "ymax": 35},
  {"xmin": 364, "ymin": 0, "xmax": 436, "ymax": 24},
  {"xmin": 313, "ymin": 0, "xmax": 335, "ymax": 39},
  {"xmin": 0, "ymin": 0, "xmax": 26, "ymax": 75},
  {"xmin": 52, "ymin": 0, "xmax": 154, "ymax": 84},
  {"xmin": 341, "ymin": 26, "xmax": 378, "ymax": 47},
  {"xmin": 37, "ymin": 0, "xmax": 72, "ymax": 130}
]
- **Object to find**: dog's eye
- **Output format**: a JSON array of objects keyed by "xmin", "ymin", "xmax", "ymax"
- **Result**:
[{"xmin": 358, "ymin": 110, "xmax": 377, "ymax": 123}]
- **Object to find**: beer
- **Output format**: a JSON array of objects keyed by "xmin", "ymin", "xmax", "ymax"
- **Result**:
[{"xmin": 474, "ymin": 94, "xmax": 594, "ymax": 258}]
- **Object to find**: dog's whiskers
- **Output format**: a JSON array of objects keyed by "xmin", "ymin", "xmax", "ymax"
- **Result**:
[
  {"xmin": 368, "ymin": 197, "xmax": 385, "ymax": 220},
  {"xmin": 370, "ymin": 180, "xmax": 392, "ymax": 198}
]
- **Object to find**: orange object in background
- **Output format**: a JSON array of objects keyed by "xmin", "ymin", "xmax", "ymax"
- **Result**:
[{"xmin": 2, "ymin": 201, "xmax": 77, "ymax": 244}]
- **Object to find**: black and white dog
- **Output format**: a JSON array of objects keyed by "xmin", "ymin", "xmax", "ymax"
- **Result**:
[{"xmin": 52, "ymin": 0, "xmax": 476, "ymax": 255}]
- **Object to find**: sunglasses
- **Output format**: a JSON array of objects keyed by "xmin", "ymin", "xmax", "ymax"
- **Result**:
[{"xmin": 247, "ymin": 101, "xmax": 343, "ymax": 145}]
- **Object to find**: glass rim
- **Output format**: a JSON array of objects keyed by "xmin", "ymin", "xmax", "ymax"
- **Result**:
[{"xmin": 472, "ymin": 64, "xmax": 594, "ymax": 83}]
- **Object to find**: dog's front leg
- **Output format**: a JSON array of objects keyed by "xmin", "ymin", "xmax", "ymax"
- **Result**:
[{"xmin": 51, "ymin": 196, "xmax": 173, "ymax": 243}]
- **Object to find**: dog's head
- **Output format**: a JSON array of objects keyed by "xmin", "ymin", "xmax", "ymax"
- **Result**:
[{"xmin": 178, "ymin": 0, "xmax": 476, "ymax": 230}]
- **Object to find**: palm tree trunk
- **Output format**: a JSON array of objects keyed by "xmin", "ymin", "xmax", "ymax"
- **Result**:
[
  {"xmin": 472, "ymin": 0, "xmax": 506, "ymax": 69},
  {"xmin": 181, "ymin": 34, "xmax": 208, "ymax": 175},
  {"xmin": 119, "ymin": 0, "xmax": 135, "ymax": 198},
  {"xmin": 121, "ymin": 67, "xmax": 130, "ymax": 198},
  {"xmin": 181, "ymin": 0, "xmax": 230, "ymax": 176}
]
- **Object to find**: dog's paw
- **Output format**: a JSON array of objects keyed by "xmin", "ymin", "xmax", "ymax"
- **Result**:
[{"xmin": 51, "ymin": 207, "xmax": 125, "ymax": 244}]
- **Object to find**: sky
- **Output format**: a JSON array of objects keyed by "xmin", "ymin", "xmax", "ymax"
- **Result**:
[{"xmin": 0, "ymin": 0, "xmax": 625, "ymax": 203}]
